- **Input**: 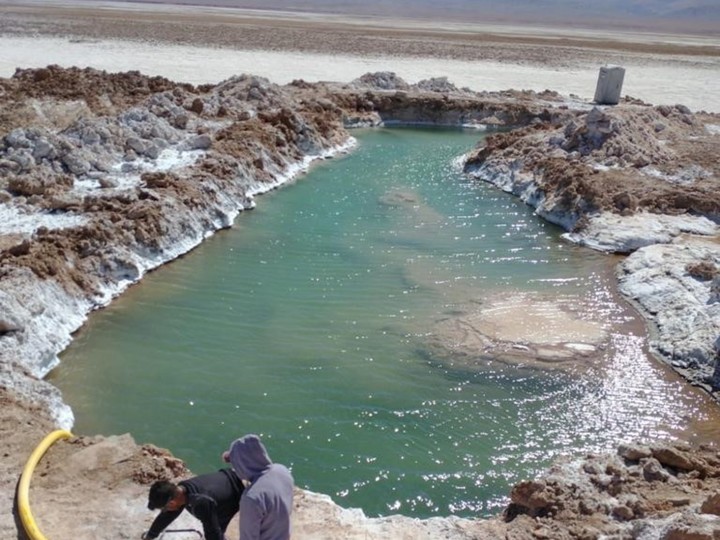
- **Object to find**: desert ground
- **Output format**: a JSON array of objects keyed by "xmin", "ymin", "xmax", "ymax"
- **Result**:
[
  {"xmin": 0, "ymin": 1, "xmax": 719, "ymax": 112},
  {"xmin": 1, "ymin": 2, "xmax": 719, "ymax": 539}
]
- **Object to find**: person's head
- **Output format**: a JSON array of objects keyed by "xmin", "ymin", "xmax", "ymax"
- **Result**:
[
  {"xmin": 224, "ymin": 434, "xmax": 272, "ymax": 482},
  {"xmin": 147, "ymin": 480, "xmax": 184, "ymax": 511}
]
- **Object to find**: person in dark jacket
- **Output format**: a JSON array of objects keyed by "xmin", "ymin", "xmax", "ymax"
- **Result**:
[
  {"xmin": 142, "ymin": 468, "xmax": 244, "ymax": 540},
  {"xmin": 223, "ymin": 434, "xmax": 294, "ymax": 540}
]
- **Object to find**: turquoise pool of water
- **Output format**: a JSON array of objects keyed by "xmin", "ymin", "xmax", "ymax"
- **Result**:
[{"xmin": 51, "ymin": 127, "xmax": 714, "ymax": 518}]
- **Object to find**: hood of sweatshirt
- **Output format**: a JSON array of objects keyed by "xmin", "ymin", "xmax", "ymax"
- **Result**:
[{"xmin": 227, "ymin": 434, "xmax": 272, "ymax": 483}]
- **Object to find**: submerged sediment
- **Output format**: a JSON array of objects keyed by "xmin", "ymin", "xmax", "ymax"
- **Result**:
[{"xmin": 1, "ymin": 66, "xmax": 719, "ymax": 538}]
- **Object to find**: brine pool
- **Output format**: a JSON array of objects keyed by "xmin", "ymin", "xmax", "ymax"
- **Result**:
[{"xmin": 50, "ymin": 127, "xmax": 720, "ymax": 518}]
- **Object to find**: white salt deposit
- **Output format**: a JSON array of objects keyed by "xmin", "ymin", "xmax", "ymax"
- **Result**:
[
  {"xmin": 246, "ymin": 137, "xmax": 357, "ymax": 198},
  {"xmin": 563, "ymin": 211, "xmax": 719, "ymax": 253},
  {"xmin": 640, "ymin": 165, "xmax": 711, "ymax": 185},
  {"xmin": 73, "ymin": 148, "xmax": 205, "ymax": 193},
  {"xmin": 0, "ymin": 271, "xmax": 93, "ymax": 377},
  {"xmin": 0, "ymin": 205, "xmax": 88, "ymax": 235},
  {"xmin": 150, "ymin": 148, "xmax": 205, "ymax": 173}
]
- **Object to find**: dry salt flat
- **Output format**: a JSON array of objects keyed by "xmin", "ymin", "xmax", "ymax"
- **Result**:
[{"xmin": 0, "ymin": 32, "xmax": 718, "ymax": 113}]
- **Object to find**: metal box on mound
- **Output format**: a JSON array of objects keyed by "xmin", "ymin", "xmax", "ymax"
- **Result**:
[{"xmin": 594, "ymin": 65, "xmax": 625, "ymax": 105}]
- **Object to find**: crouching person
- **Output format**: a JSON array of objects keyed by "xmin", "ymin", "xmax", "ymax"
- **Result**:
[
  {"xmin": 142, "ymin": 467, "xmax": 244, "ymax": 540},
  {"xmin": 223, "ymin": 434, "xmax": 294, "ymax": 540}
]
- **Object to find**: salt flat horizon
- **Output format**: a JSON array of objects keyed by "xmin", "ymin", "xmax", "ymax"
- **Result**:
[
  {"xmin": 55, "ymin": 0, "xmax": 720, "ymax": 35},
  {"xmin": 21, "ymin": 0, "xmax": 720, "ymax": 39}
]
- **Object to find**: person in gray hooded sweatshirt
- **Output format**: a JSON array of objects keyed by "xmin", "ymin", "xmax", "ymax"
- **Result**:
[{"xmin": 223, "ymin": 434, "xmax": 294, "ymax": 540}]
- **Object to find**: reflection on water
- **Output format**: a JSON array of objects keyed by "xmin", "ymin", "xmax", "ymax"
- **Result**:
[{"xmin": 51, "ymin": 128, "xmax": 720, "ymax": 519}]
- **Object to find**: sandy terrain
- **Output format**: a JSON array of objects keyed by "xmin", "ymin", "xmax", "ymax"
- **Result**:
[{"xmin": 0, "ymin": 2, "xmax": 719, "ymax": 539}]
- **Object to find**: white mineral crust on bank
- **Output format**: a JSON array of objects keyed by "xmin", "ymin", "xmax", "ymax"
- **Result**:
[{"xmin": 618, "ymin": 239, "xmax": 720, "ymax": 377}]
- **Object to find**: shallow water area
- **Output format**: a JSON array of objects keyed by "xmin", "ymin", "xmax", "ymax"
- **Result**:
[{"xmin": 51, "ymin": 127, "xmax": 720, "ymax": 519}]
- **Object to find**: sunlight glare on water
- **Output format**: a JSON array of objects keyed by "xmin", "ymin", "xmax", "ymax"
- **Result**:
[{"xmin": 51, "ymin": 127, "xmax": 720, "ymax": 519}]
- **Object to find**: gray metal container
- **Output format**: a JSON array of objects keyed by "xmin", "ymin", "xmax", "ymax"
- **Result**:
[{"xmin": 594, "ymin": 65, "xmax": 625, "ymax": 105}]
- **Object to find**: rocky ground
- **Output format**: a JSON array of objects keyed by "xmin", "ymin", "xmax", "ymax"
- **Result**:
[{"xmin": 0, "ymin": 2, "xmax": 719, "ymax": 539}]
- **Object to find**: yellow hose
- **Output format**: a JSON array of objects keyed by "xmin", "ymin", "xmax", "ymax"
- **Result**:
[{"xmin": 17, "ymin": 429, "xmax": 73, "ymax": 540}]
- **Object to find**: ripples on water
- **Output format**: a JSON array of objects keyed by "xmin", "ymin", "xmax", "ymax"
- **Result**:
[{"xmin": 52, "ymin": 128, "xmax": 720, "ymax": 518}]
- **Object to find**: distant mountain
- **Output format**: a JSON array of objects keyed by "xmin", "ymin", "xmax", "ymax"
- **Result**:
[{"xmin": 85, "ymin": 0, "xmax": 720, "ymax": 33}]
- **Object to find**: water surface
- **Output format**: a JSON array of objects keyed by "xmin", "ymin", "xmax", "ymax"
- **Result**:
[{"xmin": 52, "ymin": 127, "xmax": 719, "ymax": 518}]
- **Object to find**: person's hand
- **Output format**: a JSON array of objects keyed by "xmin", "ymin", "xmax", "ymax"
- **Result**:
[{"xmin": 222, "ymin": 450, "xmax": 230, "ymax": 463}]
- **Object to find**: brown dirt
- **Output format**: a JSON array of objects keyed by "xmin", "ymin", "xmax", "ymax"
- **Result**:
[
  {"xmin": 0, "ymin": 387, "xmax": 198, "ymax": 540},
  {"xmin": 465, "ymin": 106, "xmax": 720, "ymax": 222},
  {"xmin": 0, "ymin": 390, "xmax": 56, "ymax": 539}
]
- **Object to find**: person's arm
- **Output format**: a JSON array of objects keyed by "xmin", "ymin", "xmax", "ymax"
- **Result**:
[
  {"xmin": 144, "ymin": 508, "xmax": 182, "ymax": 539},
  {"xmin": 239, "ymin": 497, "xmax": 264, "ymax": 540},
  {"xmin": 191, "ymin": 495, "xmax": 224, "ymax": 540}
]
